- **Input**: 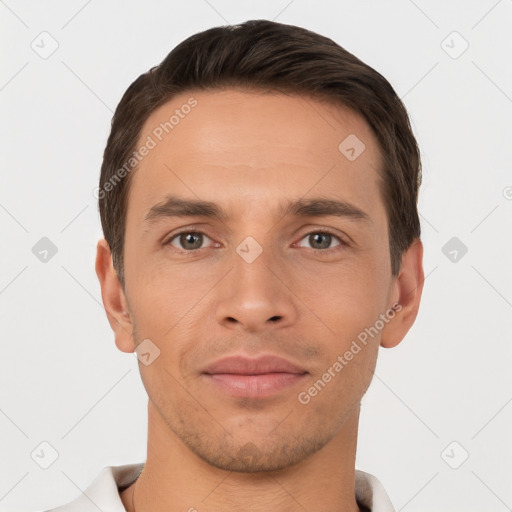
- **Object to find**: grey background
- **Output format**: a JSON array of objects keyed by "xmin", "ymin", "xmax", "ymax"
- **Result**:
[{"xmin": 1, "ymin": 0, "xmax": 511, "ymax": 511}]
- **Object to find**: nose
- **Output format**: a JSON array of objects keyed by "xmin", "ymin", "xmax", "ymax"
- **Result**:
[{"xmin": 214, "ymin": 249, "xmax": 298, "ymax": 333}]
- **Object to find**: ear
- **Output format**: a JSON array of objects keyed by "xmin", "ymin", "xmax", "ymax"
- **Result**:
[
  {"xmin": 380, "ymin": 238, "xmax": 424, "ymax": 349},
  {"xmin": 95, "ymin": 238, "xmax": 135, "ymax": 353}
]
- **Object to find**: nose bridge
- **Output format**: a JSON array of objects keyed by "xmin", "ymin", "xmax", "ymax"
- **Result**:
[
  {"xmin": 214, "ymin": 233, "xmax": 297, "ymax": 331},
  {"xmin": 234, "ymin": 236, "xmax": 278, "ymax": 297}
]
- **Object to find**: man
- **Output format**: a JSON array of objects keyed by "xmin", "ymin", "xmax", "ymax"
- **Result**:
[{"xmin": 47, "ymin": 19, "xmax": 424, "ymax": 512}]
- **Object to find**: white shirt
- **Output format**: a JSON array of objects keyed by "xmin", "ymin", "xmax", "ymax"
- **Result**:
[{"xmin": 44, "ymin": 463, "xmax": 396, "ymax": 512}]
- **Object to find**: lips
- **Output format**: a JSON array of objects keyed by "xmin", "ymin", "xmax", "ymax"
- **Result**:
[
  {"xmin": 202, "ymin": 354, "xmax": 307, "ymax": 376},
  {"xmin": 201, "ymin": 354, "xmax": 308, "ymax": 399}
]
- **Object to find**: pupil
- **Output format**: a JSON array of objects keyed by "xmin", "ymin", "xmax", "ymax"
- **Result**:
[
  {"xmin": 312, "ymin": 233, "xmax": 330, "ymax": 249},
  {"xmin": 182, "ymin": 233, "xmax": 201, "ymax": 250},
  {"xmin": 179, "ymin": 233, "xmax": 331, "ymax": 251}
]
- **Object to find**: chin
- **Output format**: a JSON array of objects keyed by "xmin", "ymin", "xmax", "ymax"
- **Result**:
[{"xmin": 184, "ymin": 429, "xmax": 332, "ymax": 473}]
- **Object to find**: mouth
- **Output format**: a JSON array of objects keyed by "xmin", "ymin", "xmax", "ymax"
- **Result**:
[{"xmin": 201, "ymin": 354, "xmax": 308, "ymax": 399}]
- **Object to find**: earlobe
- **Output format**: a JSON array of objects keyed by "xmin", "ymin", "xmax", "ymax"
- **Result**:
[
  {"xmin": 95, "ymin": 239, "xmax": 135, "ymax": 353},
  {"xmin": 380, "ymin": 238, "xmax": 424, "ymax": 349}
]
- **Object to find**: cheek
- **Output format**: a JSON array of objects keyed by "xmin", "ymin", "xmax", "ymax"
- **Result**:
[
  {"xmin": 290, "ymin": 257, "xmax": 390, "ymax": 394},
  {"xmin": 297, "ymin": 341, "xmax": 379, "ymax": 428},
  {"xmin": 293, "ymin": 256, "xmax": 389, "ymax": 328},
  {"xmin": 124, "ymin": 240, "xmax": 210, "ymax": 325}
]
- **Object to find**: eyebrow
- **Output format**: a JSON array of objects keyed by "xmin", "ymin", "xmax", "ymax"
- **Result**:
[{"xmin": 144, "ymin": 195, "xmax": 372, "ymax": 225}]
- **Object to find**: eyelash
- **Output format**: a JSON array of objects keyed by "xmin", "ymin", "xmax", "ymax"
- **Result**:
[{"xmin": 163, "ymin": 228, "xmax": 349, "ymax": 256}]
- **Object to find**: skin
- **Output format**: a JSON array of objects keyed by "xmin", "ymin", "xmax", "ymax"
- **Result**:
[{"xmin": 96, "ymin": 89, "xmax": 424, "ymax": 512}]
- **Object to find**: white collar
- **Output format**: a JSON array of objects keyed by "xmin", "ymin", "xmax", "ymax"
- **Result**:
[{"xmin": 46, "ymin": 462, "xmax": 395, "ymax": 512}]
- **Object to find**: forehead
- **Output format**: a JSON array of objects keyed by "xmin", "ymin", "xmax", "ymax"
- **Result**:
[{"xmin": 126, "ymin": 88, "xmax": 384, "ymax": 222}]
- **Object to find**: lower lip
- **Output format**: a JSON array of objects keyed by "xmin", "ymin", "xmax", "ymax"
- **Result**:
[{"xmin": 204, "ymin": 372, "xmax": 307, "ymax": 398}]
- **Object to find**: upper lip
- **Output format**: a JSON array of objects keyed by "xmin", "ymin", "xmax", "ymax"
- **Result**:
[{"xmin": 202, "ymin": 355, "xmax": 307, "ymax": 375}]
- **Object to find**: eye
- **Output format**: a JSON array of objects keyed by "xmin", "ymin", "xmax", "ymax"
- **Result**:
[
  {"xmin": 164, "ymin": 228, "xmax": 348, "ymax": 254},
  {"xmin": 296, "ymin": 230, "xmax": 346, "ymax": 252},
  {"xmin": 165, "ymin": 230, "xmax": 214, "ymax": 252}
]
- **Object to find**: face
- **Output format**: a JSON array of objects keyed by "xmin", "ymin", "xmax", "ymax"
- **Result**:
[{"xmin": 121, "ymin": 89, "xmax": 399, "ymax": 471}]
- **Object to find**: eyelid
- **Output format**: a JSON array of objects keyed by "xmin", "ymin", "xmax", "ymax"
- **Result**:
[
  {"xmin": 164, "ymin": 227, "xmax": 216, "ymax": 250},
  {"xmin": 164, "ymin": 226, "xmax": 350, "ymax": 255},
  {"xmin": 294, "ymin": 228, "xmax": 349, "ymax": 250}
]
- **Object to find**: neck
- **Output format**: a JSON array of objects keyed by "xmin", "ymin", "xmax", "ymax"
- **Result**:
[{"xmin": 121, "ymin": 401, "xmax": 362, "ymax": 512}]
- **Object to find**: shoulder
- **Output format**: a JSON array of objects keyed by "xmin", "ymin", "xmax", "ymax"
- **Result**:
[
  {"xmin": 41, "ymin": 462, "xmax": 144, "ymax": 512},
  {"xmin": 355, "ymin": 469, "xmax": 396, "ymax": 512}
]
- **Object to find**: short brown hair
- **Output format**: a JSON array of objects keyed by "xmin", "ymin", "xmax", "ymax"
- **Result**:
[{"xmin": 99, "ymin": 19, "xmax": 421, "ymax": 286}]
